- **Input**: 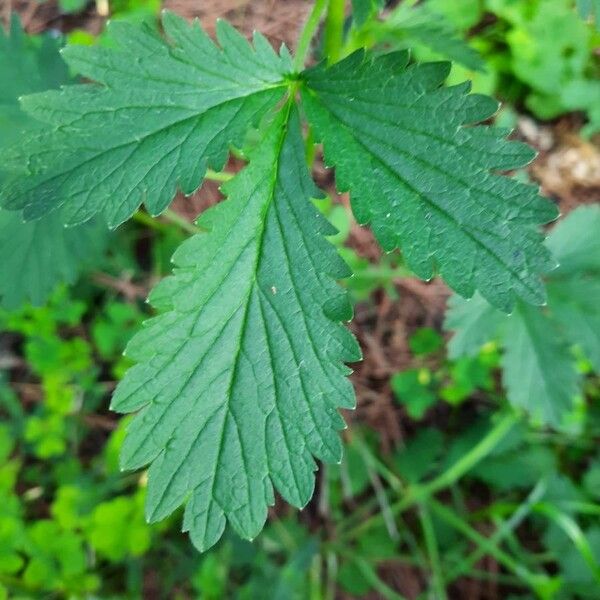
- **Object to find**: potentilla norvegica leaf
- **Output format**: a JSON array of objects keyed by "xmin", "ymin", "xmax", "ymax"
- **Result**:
[
  {"xmin": 111, "ymin": 106, "xmax": 360, "ymax": 552},
  {"xmin": 301, "ymin": 50, "xmax": 558, "ymax": 311},
  {"xmin": 0, "ymin": 11, "xmax": 292, "ymax": 227}
]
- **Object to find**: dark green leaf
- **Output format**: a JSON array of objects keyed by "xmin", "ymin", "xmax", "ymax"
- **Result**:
[
  {"xmin": 301, "ymin": 50, "xmax": 557, "ymax": 311},
  {"xmin": 1, "ymin": 12, "xmax": 293, "ymax": 227}
]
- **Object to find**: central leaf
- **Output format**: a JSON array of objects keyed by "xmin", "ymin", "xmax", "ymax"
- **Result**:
[{"xmin": 111, "ymin": 107, "xmax": 360, "ymax": 551}]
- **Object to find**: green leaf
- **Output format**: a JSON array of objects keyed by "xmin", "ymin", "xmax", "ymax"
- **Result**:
[
  {"xmin": 0, "ymin": 210, "xmax": 107, "ymax": 309},
  {"xmin": 111, "ymin": 106, "xmax": 360, "ymax": 551},
  {"xmin": 445, "ymin": 206, "xmax": 600, "ymax": 425},
  {"xmin": 58, "ymin": 0, "xmax": 89, "ymax": 14},
  {"xmin": 1, "ymin": 12, "xmax": 292, "ymax": 227},
  {"xmin": 471, "ymin": 445, "xmax": 555, "ymax": 491},
  {"xmin": 445, "ymin": 293, "xmax": 508, "ymax": 359},
  {"xmin": 548, "ymin": 277, "xmax": 600, "ymax": 372},
  {"xmin": 0, "ymin": 17, "xmax": 108, "ymax": 308},
  {"xmin": 447, "ymin": 296, "xmax": 581, "ymax": 426},
  {"xmin": 391, "ymin": 369, "xmax": 437, "ymax": 419},
  {"xmin": 87, "ymin": 491, "xmax": 151, "ymax": 561},
  {"xmin": 301, "ymin": 50, "xmax": 557, "ymax": 311},
  {"xmin": 545, "ymin": 204, "xmax": 600, "ymax": 277},
  {"xmin": 393, "ymin": 427, "xmax": 444, "ymax": 483},
  {"xmin": 352, "ymin": 0, "xmax": 385, "ymax": 27},
  {"xmin": 408, "ymin": 327, "xmax": 443, "ymax": 356},
  {"xmin": 502, "ymin": 302, "xmax": 580, "ymax": 426},
  {"xmin": 0, "ymin": 15, "xmax": 70, "ymax": 147},
  {"xmin": 546, "ymin": 205, "xmax": 600, "ymax": 371},
  {"xmin": 385, "ymin": 5, "xmax": 485, "ymax": 71}
]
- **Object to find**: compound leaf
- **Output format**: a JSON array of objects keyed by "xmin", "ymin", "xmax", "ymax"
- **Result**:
[
  {"xmin": 301, "ymin": 50, "xmax": 558, "ymax": 311},
  {"xmin": 0, "ymin": 17, "xmax": 108, "ymax": 308},
  {"xmin": 1, "ymin": 11, "xmax": 292, "ymax": 227},
  {"xmin": 111, "ymin": 106, "xmax": 360, "ymax": 551}
]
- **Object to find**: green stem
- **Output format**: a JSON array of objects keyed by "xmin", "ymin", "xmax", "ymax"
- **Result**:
[
  {"xmin": 533, "ymin": 503, "xmax": 600, "ymax": 584},
  {"xmin": 446, "ymin": 479, "xmax": 547, "ymax": 584},
  {"xmin": 162, "ymin": 209, "xmax": 202, "ymax": 235},
  {"xmin": 418, "ymin": 412, "xmax": 518, "ymax": 499},
  {"xmin": 132, "ymin": 210, "xmax": 170, "ymax": 232},
  {"xmin": 338, "ymin": 411, "xmax": 518, "ymax": 541},
  {"xmin": 418, "ymin": 504, "xmax": 448, "ymax": 600},
  {"xmin": 324, "ymin": 0, "xmax": 346, "ymax": 64},
  {"xmin": 337, "ymin": 550, "xmax": 408, "ymax": 600},
  {"xmin": 294, "ymin": 0, "xmax": 329, "ymax": 70},
  {"xmin": 428, "ymin": 499, "xmax": 554, "ymax": 597}
]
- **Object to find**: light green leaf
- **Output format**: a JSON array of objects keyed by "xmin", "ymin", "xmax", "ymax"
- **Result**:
[
  {"xmin": 502, "ymin": 302, "xmax": 580, "ymax": 426},
  {"xmin": 0, "ymin": 210, "xmax": 107, "ymax": 308},
  {"xmin": 546, "ymin": 205, "xmax": 600, "ymax": 370},
  {"xmin": 0, "ymin": 17, "xmax": 108, "ymax": 308},
  {"xmin": 1, "ymin": 12, "xmax": 292, "ymax": 227},
  {"xmin": 301, "ymin": 50, "xmax": 557, "ymax": 311},
  {"xmin": 445, "ymin": 293, "xmax": 508, "ymax": 358},
  {"xmin": 545, "ymin": 204, "xmax": 600, "ymax": 276},
  {"xmin": 548, "ymin": 277, "xmax": 600, "ymax": 372},
  {"xmin": 111, "ymin": 107, "xmax": 360, "ymax": 551},
  {"xmin": 385, "ymin": 5, "xmax": 485, "ymax": 71}
]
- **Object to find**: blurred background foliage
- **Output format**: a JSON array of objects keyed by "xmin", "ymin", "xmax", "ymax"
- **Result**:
[{"xmin": 1, "ymin": 0, "xmax": 599, "ymax": 598}]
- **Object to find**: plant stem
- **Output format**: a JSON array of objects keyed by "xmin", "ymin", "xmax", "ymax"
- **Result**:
[
  {"xmin": 417, "ymin": 412, "xmax": 518, "ymax": 499},
  {"xmin": 418, "ymin": 504, "xmax": 448, "ymax": 600},
  {"xmin": 428, "ymin": 499, "xmax": 554, "ymax": 597},
  {"xmin": 338, "ymin": 411, "xmax": 518, "ymax": 541},
  {"xmin": 294, "ymin": 0, "xmax": 329, "ymax": 70},
  {"xmin": 324, "ymin": 0, "xmax": 346, "ymax": 64},
  {"xmin": 162, "ymin": 209, "xmax": 201, "ymax": 235},
  {"xmin": 132, "ymin": 210, "xmax": 170, "ymax": 232},
  {"xmin": 446, "ymin": 478, "xmax": 547, "ymax": 584}
]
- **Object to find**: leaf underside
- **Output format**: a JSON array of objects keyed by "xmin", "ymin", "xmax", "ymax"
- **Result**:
[{"xmin": 111, "ymin": 107, "xmax": 360, "ymax": 552}]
